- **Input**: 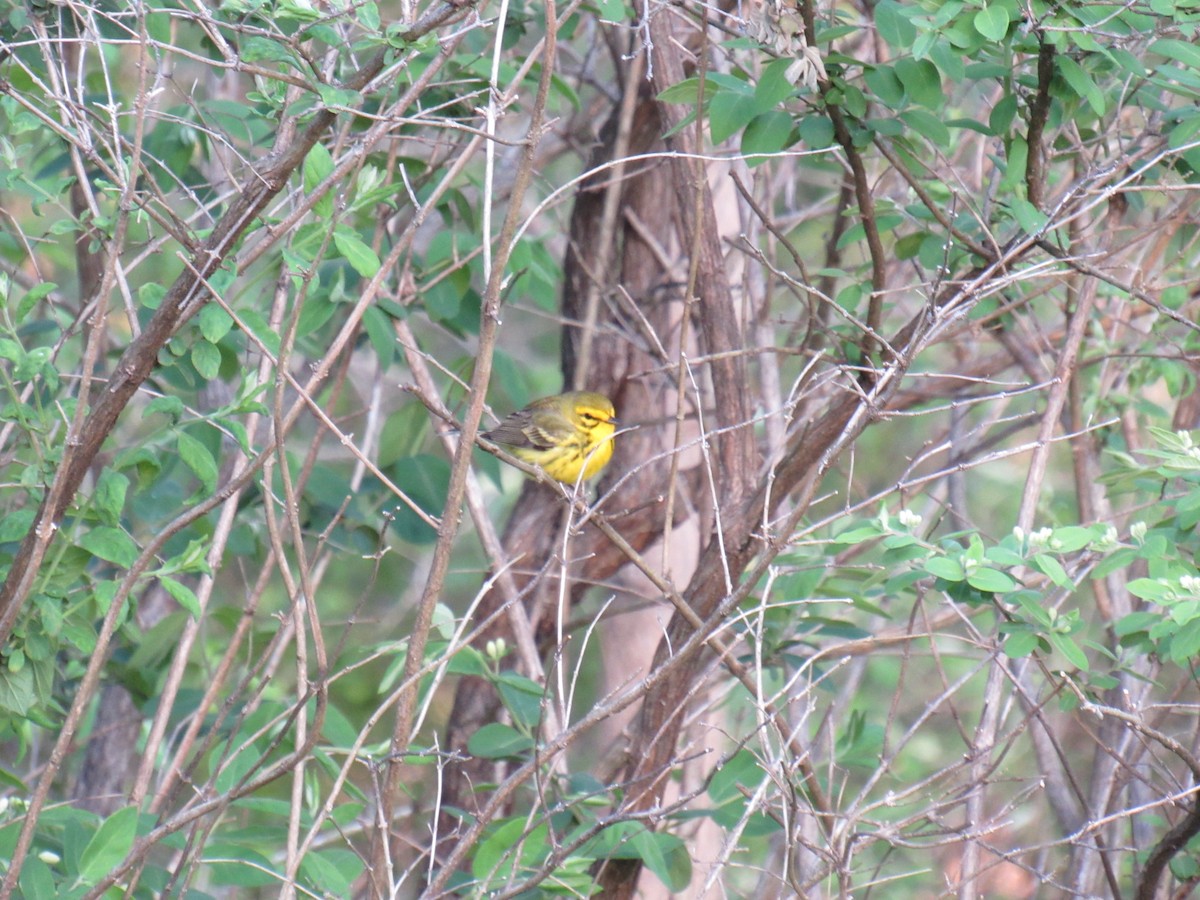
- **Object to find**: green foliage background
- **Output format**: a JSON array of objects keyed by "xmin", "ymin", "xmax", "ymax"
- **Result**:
[{"xmin": 1, "ymin": 0, "xmax": 1200, "ymax": 895}]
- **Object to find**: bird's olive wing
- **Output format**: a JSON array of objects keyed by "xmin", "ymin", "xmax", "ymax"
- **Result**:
[{"xmin": 483, "ymin": 409, "xmax": 568, "ymax": 450}]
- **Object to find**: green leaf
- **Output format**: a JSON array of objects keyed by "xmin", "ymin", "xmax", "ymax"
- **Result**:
[
  {"xmin": 1003, "ymin": 631, "xmax": 1040, "ymax": 658},
  {"xmin": 239, "ymin": 309, "xmax": 282, "ymax": 358},
  {"xmin": 198, "ymin": 304, "xmax": 234, "ymax": 344},
  {"xmin": 390, "ymin": 454, "xmax": 449, "ymax": 544},
  {"xmin": 176, "ymin": 431, "xmax": 219, "ymax": 494},
  {"xmin": 866, "ymin": 116, "xmax": 905, "ymax": 137},
  {"xmin": 894, "ymin": 58, "xmax": 943, "ymax": 109},
  {"xmin": 836, "ymin": 82, "xmax": 868, "ymax": 118},
  {"xmin": 596, "ymin": 0, "xmax": 627, "ymax": 21},
  {"xmin": 1127, "ymin": 577, "xmax": 1171, "ymax": 602},
  {"xmin": 1001, "ymin": 136, "xmax": 1028, "ymax": 190},
  {"xmin": 0, "ymin": 508, "xmax": 33, "ymax": 543},
  {"xmin": 17, "ymin": 281, "xmax": 56, "ymax": 321},
  {"xmin": 356, "ymin": 1, "xmax": 380, "ymax": 30},
  {"xmin": 1172, "ymin": 854, "xmax": 1200, "ymax": 882},
  {"xmin": 831, "ymin": 524, "xmax": 883, "ymax": 544},
  {"xmin": 1170, "ymin": 113, "xmax": 1200, "ymax": 151},
  {"xmin": 0, "ymin": 663, "xmax": 35, "ymax": 714},
  {"xmin": 445, "ymin": 645, "xmax": 487, "ymax": 677},
  {"xmin": 1014, "ymin": 592, "xmax": 1051, "ymax": 627},
  {"xmin": 92, "ymin": 470, "xmax": 129, "ymax": 526},
  {"xmin": 191, "ymin": 339, "xmax": 221, "ymax": 380},
  {"xmin": 989, "ymin": 94, "xmax": 1017, "ymax": 134},
  {"xmin": 1051, "ymin": 525, "xmax": 1100, "ymax": 552},
  {"xmin": 18, "ymin": 857, "xmax": 56, "ymax": 899},
  {"xmin": 316, "ymin": 84, "xmax": 361, "ymax": 109},
  {"xmin": 1057, "ymin": 56, "xmax": 1105, "ymax": 116},
  {"xmin": 300, "ymin": 848, "xmax": 361, "ymax": 896},
  {"xmin": 657, "ymin": 77, "xmax": 701, "ymax": 104},
  {"xmin": 0, "ymin": 338, "xmax": 26, "ymax": 365},
  {"xmin": 912, "ymin": 29, "xmax": 937, "ymax": 60},
  {"xmin": 333, "ymin": 227, "xmax": 381, "ymax": 277},
  {"xmin": 709, "ymin": 90, "xmax": 758, "ymax": 145},
  {"xmin": 1151, "ymin": 38, "xmax": 1200, "ymax": 70},
  {"xmin": 836, "ymin": 714, "xmax": 886, "ymax": 767},
  {"xmin": 708, "ymin": 750, "xmax": 761, "ymax": 804},
  {"xmin": 973, "ymin": 5, "xmax": 1010, "ymax": 41},
  {"xmin": 422, "ymin": 278, "xmax": 463, "ymax": 325},
  {"xmin": 78, "ymin": 806, "xmax": 139, "ymax": 885},
  {"xmin": 63, "ymin": 620, "xmax": 98, "ymax": 654},
  {"xmin": 967, "ymin": 566, "xmax": 1018, "ymax": 593},
  {"xmin": 924, "ymin": 557, "xmax": 965, "ymax": 581},
  {"xmin": 874, "ymin": 0, "xmax": 916, "ymax": 49},
  {"xmin": 78, "ymin": 527, "xmax": 139, "ymax": 568},
  {"xmin": 1032, "ymin": 554, "xmax": 1073, "ymax": 589},
  {"xmin": 1047, "ymin": 632, "xmax": 1089, "ymax": 671},
  {"xmin": 472, "ymin": 819, "xmax": 549, "ymax": 884},
  {"xmin": 304, "ymin": 143, "xmax": 335, "ymax": 219},
  {"xmin": 837, "ymin": 213, "xmax": 904, "ymax": 250},
  {"xmin": 798, "ymin": 115, "xmax": 835, "ymax": 148},
  {"xmin": 864, "ymin": 65, "xmax": 907, "ymax": 109},
  {"xmin": 362, "ymin": 305, "xmax": 395, "ymax": 368},
  {"xmin": 159, "ymin": 576, "xmax": 202, "ymax": 619},
  {"xmin": 1105, "ymin": 47, "xmax": 1148, "ymax": 78},
  {"xmin": 899, "ymin": 109, "xmax": 950, "ymax": 146},
  {"xmin": 496, "ymin": 671, "xmax": 544, "ymax": 730},
  {"xmin": 741, "ymin": 111, "xmax": 794, "ymax": 163},
  {"xmin": 965, "ymin": 62, "xmax": 1010, "ymax": 80},
  {"xmin": 814, "ymin": 24, "xmax": 858, "ymax": 44},
  {"xmin": 1114, "ymin": 611, "xmax": 1161, "ymax": 637},
  {"xmin": 1010, "ymin": 197, "xmax": 1048, "ymax": 233},
  {"xmin": 145, "ymin": 395, "xmax": 184, "ymax": 419},
  {"xmin": 1169, "ymin": 600, "xmax": 1200, "ymax": 626},
  {"xmin": 240, "ymin": 35, "xmax": 298, "ymax": 67},
  {"xmin": 631, "ymin": 829, "xmax": 691, "ymax": 893},
  {"xmin": 467, "ymin": 723, "xmax": 534, "ymax": 759},
  {"xmin": 984, "ymin": 545, "xmax": 1024, "ymax": 568},
  {"xmin": 203, "ymin": 844, "xmax": 280, "ymax": 887},
  {"xmin": 1169, "ymin": 619, "xmax": 1200, "ymax": 662},
  {"xmin": 754, "ymin": 59, "xmax": 797, "ymax": 111}
]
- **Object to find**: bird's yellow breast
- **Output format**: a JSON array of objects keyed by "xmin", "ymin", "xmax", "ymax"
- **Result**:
[{"xmin": 485, "ymin": 391, "xmax": 617, "ymax": 484}]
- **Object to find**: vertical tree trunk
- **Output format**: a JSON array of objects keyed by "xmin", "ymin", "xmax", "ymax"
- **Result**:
[{"xmin": 437, "ymin": 16, "xmax": 743, "ymax": 873}]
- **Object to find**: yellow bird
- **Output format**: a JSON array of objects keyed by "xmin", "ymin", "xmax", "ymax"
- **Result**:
[{"xmin": 483, "ymin": 391, "xmax": 618, "ymax": 484}]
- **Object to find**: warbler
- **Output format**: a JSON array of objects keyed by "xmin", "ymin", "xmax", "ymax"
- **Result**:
[{"xmin": 483, "ymin": 391, "xmax": 617, "ymax": 484}]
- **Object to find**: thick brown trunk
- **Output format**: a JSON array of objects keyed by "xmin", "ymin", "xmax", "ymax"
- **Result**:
[{"xmin": 438, "ymin": 60, "xmax": 691, "ymax": 844}]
